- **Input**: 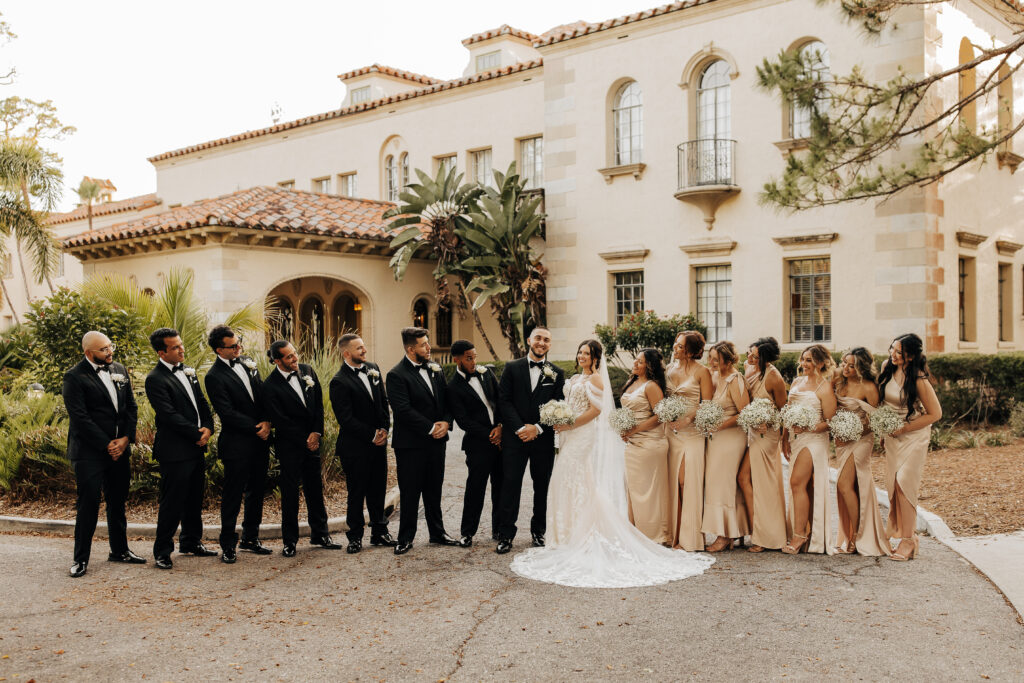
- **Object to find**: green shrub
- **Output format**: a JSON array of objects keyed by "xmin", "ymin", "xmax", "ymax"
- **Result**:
[
  {"xmin": 1009, "ymin": 402, "xmax": 1024, "ymax": 437},
  {"xmin": 594, "ymin": 311, "xmax": 707, "ymax": 364},
  {"xmin": 982, "ymin": 431, "xmax": 1010, "ymax": 447},
  {"xmin": 0, "ymin": 392, "xmax": 70, "ymax": 491},
  {"xmin": 927, "ymin": 353, "xmax": 1024, "ymax": 424}
]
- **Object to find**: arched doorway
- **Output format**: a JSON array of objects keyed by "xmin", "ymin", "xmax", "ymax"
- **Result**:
[
  {"xmin": 331, "ymin": 292, "xmax": 362, "ymax": 337},
  {"xmin": 299, "ymin": 296, "xmax": 325, "ymax": 353},
  {"xmin": 268, "ymin": 276, "xmax": 372, "ymax": 355}
]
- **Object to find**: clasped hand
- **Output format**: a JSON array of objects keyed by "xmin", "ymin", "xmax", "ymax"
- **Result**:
[
  {"xmin": 107, "ymin": 436, "xmax": 130, "ymax": 460},
  {"xmin": 372, "ymin": 428, "xmax": 388, "ymax": 446},
  {"xmin": 517, "ymin": 424, "xmax": 539, "ymax": 442},
  {"xmin": 196, "ymin": 427, "xmax": 212, "ymax": 447},
  {"xmin": 430, "ymin": 422, "xmax": 449, "ymax": 439}
]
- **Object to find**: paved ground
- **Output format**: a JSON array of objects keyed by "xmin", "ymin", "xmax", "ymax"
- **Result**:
[
  {"xmin": 946, "ymin": 530, "xmax": 1024, "ymax": 619},
  {"xmin": 2, "ymin": 432, "xmax": 1023, "ymax": 682}
]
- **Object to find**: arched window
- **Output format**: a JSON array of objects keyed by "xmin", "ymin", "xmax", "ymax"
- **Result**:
[
  {"xmin": 790, "ymin": 41, "xmax": 831, "ymax": 139},
  {"xmin": 435, "ymin": 305, "xmax": 452, "ymax": 348},
  {"xmin": 331, "ymin": 293, "xmax": 359, "ymax": 337},
  {"xmin": 299, "ymin": 297, "xmax": 325, "ymax": 352},
  {"xmin": 612, "ymin": 81, "xmax": 643, "ymax": 165},
  {"xmin": 958, "ymin": 38, "xmax": 977, "ymax": 134},
  {"xmin": 412, "ymin": 298, "xmax": 429, "ymax": 331},
  {"xmin": 400, "ymin": 152, "xmax": 410, "ymax": 188},
  {"xmin": 384, "ymin": 155, "xmax": 398, "ymax": 202},
  {"xmin": 696, "ymin": 60, "xmax": 732, "ymax": 183}
]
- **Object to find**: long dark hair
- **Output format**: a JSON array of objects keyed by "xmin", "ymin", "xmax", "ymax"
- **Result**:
[
  {"xmin": 877, "ymin": 333, "xmax": 929, "ymax": 420},
  {"xmin": 623, "ymin": 347, "xmax": 666, "ymax": 394},
  {"xmin": 836, "ymin": 346, "xmax": 877, "ymax": 393},
  {"xmin": 575, "ymin": 339, "xmax": 603, "ymax": 371},
  {"xmin": 749, "ymin": 336, "xmax": 780, "ymax": 380}
]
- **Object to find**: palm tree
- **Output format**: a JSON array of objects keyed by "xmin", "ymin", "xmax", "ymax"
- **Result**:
[
  {"xmin": 75, "ymin": 177, "xmax": 102, "ymax": 232},
  {"xmin": 383, "ymin": 166, "xmax": 499, "ymax": 359}
]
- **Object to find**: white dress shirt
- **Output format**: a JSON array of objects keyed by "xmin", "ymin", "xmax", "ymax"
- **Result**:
[
  {"xmin": 411, "ymin": 361, "xmax": 434, "ymax": 395},
  {"xmin": 458, "ymin": 368, "xmax": 495, "ymax": 424},
  {"xmin": 87, "ymin": 358, "xmax": 119, "ymax": 412},
  {"xmin": 526, "ymin": 356, "xmax": 546, "ymax": 434},
  {"xmin": 346, "ymin": 361, "xmax": 373, "ymax": 396},
  {"xmin": 160, "ymin": 358, "xmax": 200, "ymax": 426},
  {"xmin": 278, "ymin": 367, "xmax": 307, "ymax": 406},
  {"xmin": 220, "ymin": 355, "xmax": 254, "ymax": 401}
]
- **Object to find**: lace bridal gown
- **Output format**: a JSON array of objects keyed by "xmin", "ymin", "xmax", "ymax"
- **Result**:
[{"xmin": 510, "ymin": 364, "xmax": 715, "ymax": 588}]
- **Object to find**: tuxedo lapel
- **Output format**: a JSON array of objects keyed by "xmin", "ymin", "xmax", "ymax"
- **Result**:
[
  {"xmin": 80, "ymin": 361, "xmax": 118, "ymax": 413},
  {"xmin": 159, "ymin": 363, "xmax": 201, "ymax": 422},
  {"xmin": 219, "ymin": 360, "xmax": 254, "ymax": 403}
]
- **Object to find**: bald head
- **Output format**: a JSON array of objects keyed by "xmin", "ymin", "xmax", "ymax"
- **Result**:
[{"xmin": 82, "ymin": 331, "xmax": 114, "ymax": 366}]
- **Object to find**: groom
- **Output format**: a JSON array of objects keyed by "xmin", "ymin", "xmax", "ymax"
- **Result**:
[{"xmin": 494, "ymin": 326, "xmax": 565, "ymax": 554}]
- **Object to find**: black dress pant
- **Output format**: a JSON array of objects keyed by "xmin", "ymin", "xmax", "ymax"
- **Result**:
[
  {"xmin": 460, "ymin": 443, "xmax": 502, "ymax": 538},
  {"xmin": 395, "ymin": 446, "xmax": 447, "ymax": 544},
  {"xmin": 72, "ymin": 456, "xmax": 130, "ymax": 564},
  {"xmin": 496, "ymin": 441, "xmax": 555, "ymax": 540},
  {"xmin": 218, "ymin": 451, "xmax": 269, "ymax": 551},
  {"xmin": 153, "ymin": 456, "xmax": 206, "ymax": 559},
  {"xmin": 340, "ymin": 444, "xmax": 389, "ymax": 541},
  {"xmin": 279, "ymin": 453, "xmax": 329, "ymax": 546}
]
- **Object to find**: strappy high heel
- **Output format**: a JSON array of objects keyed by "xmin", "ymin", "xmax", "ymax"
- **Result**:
[
  {"xmin": 834, "ymin": 541, "xmax": 856, "ymax": 554},
  {"xmin": 706, "ymin": 537, "xmax": 734, "ymax": 553},
  {"xmin": 889, "ymin": 536, "xmax": 919, "ymax": 561},
  {"xmin": 781, "ymin": 534, "xmax": 809, "ymax": 555}
]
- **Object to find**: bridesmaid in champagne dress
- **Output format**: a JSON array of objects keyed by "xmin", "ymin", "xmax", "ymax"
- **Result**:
[
  {"xmin": 782, "ymin": 344, "xmax": 837, "ymax": 555},
  {"xmin": 833, "ymin": 347, "xmax": 891, "ymax": 557},
  {"xmin": 620, "ymin": 348, "xmax": 671, "ymax": 544},
  {"xmin": 738, "ymin": 337, "xmax": 789, "ymax": 553},
  {"xmin": 877, "ymin": 333, "xmax": 942, "ymax": 561},
  {"xmin": 701, "ymin": 341, "xmax": 750, "ymax": 552},
  {"xmin": 665, "ymin": 331, "xmax": 713, "ymax": 551}
]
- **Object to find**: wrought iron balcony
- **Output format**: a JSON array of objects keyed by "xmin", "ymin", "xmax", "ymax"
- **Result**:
[{"xmin": 674, "ymin": 139, "xmax": 740, "ymax": 230}]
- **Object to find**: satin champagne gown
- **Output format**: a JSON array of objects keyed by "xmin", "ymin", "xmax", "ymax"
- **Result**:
[
  {"xmin": 701, "ymin": 372, "xmax": 750, "ymax": 540},
  {"xmin": 786, "ymin": 379, "xmax": 835, "ymax": 555},
  {"xmin": 666, "ymin": 369, "xmax": 706, "ymax": 551},
  {"xmin": 622, "ymin": 381, "xmax": 671, "ymax": 544},
  {"xmin": 744, "ymin": 366, "xmax": 789, "ymax": 550},
  {"xmin": 882, "ymin": 380, "xmax": 931, "ymax": 537},
  {"xmin": 835, "ymin": 395, "xmax": 891, "ymax": 556}
]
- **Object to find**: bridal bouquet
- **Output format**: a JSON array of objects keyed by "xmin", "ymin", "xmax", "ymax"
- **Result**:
[
  {"xmin": 780, "ymin": 403, "xmax": 819, "ymax": 432},
  {"xmin": 829, "ymin": 410, "xmax": 864, "ymax": 443},
  {"xmin": 869, "ymin": 405, "xmax": 904, "ymax": 439},
  {"xmin": 653, "ymin": 395, "xmax": 690, "ymax": 424},
  {"xmin": 539, "ymin": 399, "xmax": 575, "ymax": 427},
  {"xmin": 736, "ymin": 398, "xmax": 781, "ymax": 434},
  {"xmin": 693, "ymin": 400, "xmax": 725, "ymax": 439},
  {"xmin": 608, "ymin": 407, "xmax": 638, "ymax": 435}
]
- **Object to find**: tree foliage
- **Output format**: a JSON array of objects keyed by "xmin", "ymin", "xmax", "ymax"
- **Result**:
[{"xmin": 594, "ymin": 311, "xmax": 708, "ymax": 368}]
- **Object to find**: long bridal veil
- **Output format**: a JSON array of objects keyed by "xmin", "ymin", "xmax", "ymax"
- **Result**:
[{"xmin": 510, "ymin": 356, "xmax": 714, "ymax": 588}]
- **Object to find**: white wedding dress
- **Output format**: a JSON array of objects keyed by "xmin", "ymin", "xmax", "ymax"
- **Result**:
[{"xmin": 511, "ymin": 364, "xmax": 715, "ymax": 588}]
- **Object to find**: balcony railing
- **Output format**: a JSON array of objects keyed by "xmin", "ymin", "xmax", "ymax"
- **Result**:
[{"xmin": 677, "ymin": 139, "xmax": 736, "ymax": 190}]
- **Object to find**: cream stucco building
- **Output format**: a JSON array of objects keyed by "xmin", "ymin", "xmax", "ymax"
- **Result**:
[{"xmin": 5, "ymin": 0, "xmax": 1022, "ymax": 361}]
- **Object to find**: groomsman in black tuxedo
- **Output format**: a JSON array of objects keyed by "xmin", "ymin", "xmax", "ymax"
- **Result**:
[
  {"xmin": 145, "ymin": 327, "xmax": 218, "ymax": 570},
  {"xmin": 447, "ymin": 339, "xmax": 503, "ymax": 548},
  {"xmin": 385, "ymin": 327, "xmax": 460, "ymax": 555},
  {"xmin": 204, "ymin": 325, "xmax": 273, "ymax": 563},
  {"xmin": 261, "ymin": 340, "xmax": 341, "ymax": 557},
  {"xmin": 494, "ymin": 326, "xmax": 565, "ymax": 554},
  {"xmin": 63, "ymin": 331, "xmax": 144, "ymax": 578},
  {"xmin": 329, "ymin": 334, "xmax": 396, "ymax": 554}
]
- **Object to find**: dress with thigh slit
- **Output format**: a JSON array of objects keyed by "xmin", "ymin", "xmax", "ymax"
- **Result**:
[
  {"xmin": 786, "ymin": 380, "xmax": 834, "ymax": 555},
  {"xmin": 882, "ymin": 380, "xmax": 931, "ymax": 537},
  {"xmin": 744, "ymin": 366, "xmax": 788, "ymax": 550},
  {"xmin": 701, "ymin": 372, "xmax": 750, "ymax": 540},
  {"xmin": 834, "ymin": 395, "xmax": 891, "ymax": 556},
  {"xmin": 622, "ymin": 381, "xmax": 671, "ymax": 544}
]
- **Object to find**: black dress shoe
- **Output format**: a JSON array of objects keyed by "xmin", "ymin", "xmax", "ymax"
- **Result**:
[
  {"xmin": 394, "ymin": 542, "xmax": 413, "ymax": 555},
  {"xmin": 239, "ymin": 539, "xmax": 272, "ymax": 555},
  {"xmin": 531, "ymin": 533, "xmax": 545, "ymax": 548},
  {"xmin": 154, "ymin": 556, "xmax": 173, "ymax": 570},
  {"xmin": 491, "ymin": 532, "xmax": 500, "ymax": 542},
  {"xmin": 179, "ymin": 543, "xmax": 218, "ymax": 557},
  {"xmin": 429, "ymin": 534, "xmax": 460, "ymax": 546},
  {"xmin": 370, "ymin": 532, "xmax": 397, "ymax": 547},
  {"xmin": 310, "ymin": 536, "xmax": 343, "ymax": 550},
  {"xmin": 281, "ymin": 544, "xmax": 296, "ymax": 557},
  {"xmin": 459, "ymin": 535, "xmax": 473, "ymax": 548},
  {"xmin": 496, "ymin": 539, "xmax": 513, "ymax": 554},
  {"xmin": 108, "ymin": 550, "xmax": 147, "ymax": 564},
  {"xmin": 347, "ymin": 539, "xmax": 362, "ymax": 554},
  {"xmin": 221, "ymin": 550, "xmax": 237, "ymax": 564},
  {"xmin": 69, "ymin": 561, "xmax": 88, "ymax": 578}
]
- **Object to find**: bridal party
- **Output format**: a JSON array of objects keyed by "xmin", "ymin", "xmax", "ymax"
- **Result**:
[{"xmin": 64, "ymin": 321, "xmax": 939, "ymax": 580}]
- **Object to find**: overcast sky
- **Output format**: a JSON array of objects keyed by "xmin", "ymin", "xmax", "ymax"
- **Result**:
[{"xmin": 3, "ymin": 1, "xmax": 660, "ymax": 212}]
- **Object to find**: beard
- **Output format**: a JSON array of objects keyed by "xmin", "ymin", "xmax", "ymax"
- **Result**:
[{"xmin": 413, "ymin": 348, "xmax": 431, "ymax": 364}]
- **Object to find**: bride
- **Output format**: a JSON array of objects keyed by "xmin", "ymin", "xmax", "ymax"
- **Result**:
[{"xmin": 510, "ymin": 339, "xmax": 714, "ymax": 588}]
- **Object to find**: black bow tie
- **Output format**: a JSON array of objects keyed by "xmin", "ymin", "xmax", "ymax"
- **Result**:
[
  {"xmin": 349, "ymin": 364, "xmax": 367, "ymax": 374},
  {"xmin": 529, "ymin": 360, "xmax": 545, "ymax": 369},
  {"xmin": 171, "ymin": 364, "xmax": 184, "ymax": 373},
  {"xmin": 229, "ymin": 358, "xmax": 240, "ymax": 368},
  {"xmin": 287, "ymin": 371, "xmax": 298, "ymax": 381},
  {"xmin": 95, "ymin": 365, "xmax": 110, "ymax": 373}
]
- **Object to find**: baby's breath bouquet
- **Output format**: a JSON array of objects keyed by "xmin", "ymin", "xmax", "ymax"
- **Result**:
[
  {"xmin": 539, "ymin": 399, "xmax": 575, "ymax": 427},
  {"xmin": 653, "ymin": 395, "xmax": 690, "ymax": 424},
  {"xmin": 694, "ymin": 400, "xmax": 725, "ymax": 439},
  {"xmin": 780, "ymin": 403, "xmax": 820, "ymax": 432},
  {"xmin": 869, "ymin": 404, "xmax": 904, "ymax": 439},
  {"xmin": 828, "ymin": 410, "xmax": 864, "ymax": 443},
  {"xmin": 737, "ymin": 398, "xmax": 781, "ymax": 434},
  {"xmin": 608, "ymin": 407, "xmax": 638, "ymax": 435}
]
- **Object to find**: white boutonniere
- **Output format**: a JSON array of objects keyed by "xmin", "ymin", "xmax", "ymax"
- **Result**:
[
  {"xmin": 109, "ymin": 373, "xmax": 127, "ymax": 386},
  {"xmin": 427, "ymin": 362, "xmax": 442, "ymax": 373},
  {"xmin": 302, "ymin": 375, "xmax": 315, "ymax": 389},
  {"xmin": 183, "ymin": 367, "xmax": 196, "ymax": 378},
  {"xmin": 242, "ymin": 358, "xmax": 258, "ymax": 372},
  {"xmin": 367, "ymin": 368, "xmax": 380, "ymax": 380},
  {"xmin": 541, "ymin": 364, "xmax": 556, "ymax": 380}
]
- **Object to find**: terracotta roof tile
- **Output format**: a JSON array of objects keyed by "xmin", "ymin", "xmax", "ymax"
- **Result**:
[
  {"xmin": 81, "ymin": 176, "xmax": 117, "ymax": 192},
  {"xmin": 47, "ymin": 193, "xmax": 161, "ymax": 226},
  {"xmin": 462, "ymin": 24, "xmax": 539, "ymax": 46},
  {"xmin": 62, "ymin": 186, "xmax": 397, "ymax": 248},
  {"xmin": 533, "ymin": 1, "xmax": 716, "ymax": 46},
  {"xmin": 336, "ymin": 63, "xmax": 441, "ymax": 85},
  {"xmin": 148, "ymin": 60, "xmax": 543, "ymax": 163}
]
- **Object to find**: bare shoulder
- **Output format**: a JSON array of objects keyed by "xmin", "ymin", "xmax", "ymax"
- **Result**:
[{"xmin": 589, "ymin": 373, "xmax": 605, "ymax": 390}]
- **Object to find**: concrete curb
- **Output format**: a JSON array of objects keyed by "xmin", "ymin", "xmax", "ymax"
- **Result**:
[{"xmin": 0, "ymin": 485, "xmax": 401, "ymax": 541}]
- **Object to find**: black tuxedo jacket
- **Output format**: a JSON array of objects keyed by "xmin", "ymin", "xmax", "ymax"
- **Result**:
[
  {"xmin": 386, "ymin": 356, "xmax": 452, "ymax": 451},
  {"xmin": 329, "ymin": 361, "xmax": 390, "ymax": 456},
  {"xmin": 62, "ymin": 359, "xmax": 138, "ymax": 462},
  {"xmin": 262, "ymin": 364, "xmax": 325, "ymax": 459},
  {"xmin": 498, "ymin": 357, "xmax": 565, "ymax": 452},
  {"xmin": 448, "ymin": 367, "xmax": 502, "ymax": 453},
  {"xmin": 144, "ymin": 361, "xmax": 214, "ymax": 463},
  {"xmin": 204, "ymin": 357, "xmax": 270, "ymax": 461}
]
